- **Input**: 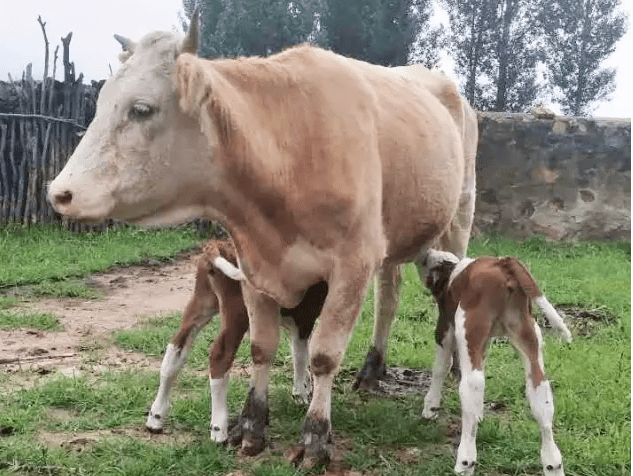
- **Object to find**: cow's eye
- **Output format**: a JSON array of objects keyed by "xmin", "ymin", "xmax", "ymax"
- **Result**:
[{"xmin": 129, "ymin": 103, "xmax": 157, "ymax": 121}]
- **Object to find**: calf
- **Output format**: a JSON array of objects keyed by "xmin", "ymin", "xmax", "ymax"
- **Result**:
[
  {"xmin": 146, "ymin": 239, "xmax": 327, "ymax": 442},
  {"xmin": 420, "ymin": 250, "xmax": 572, "ymax": 476}
]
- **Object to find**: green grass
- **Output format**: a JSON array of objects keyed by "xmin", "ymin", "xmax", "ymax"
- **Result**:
[
  {"xmin": 0, "ymin": 229, "xmax": 629, "ymax": 476},
  {"xmin": 0, "ymin": 223, "xmax": 206, "ymax": 294},
  {"xmin": 0, "ymin": 309, "xmax": 62, "ymax": 331}
]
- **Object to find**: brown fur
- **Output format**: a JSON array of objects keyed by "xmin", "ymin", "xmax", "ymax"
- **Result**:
[
  {"xmin": 174, "ymin": 239, "xmax": 326, "ymax": 378},
  {"xmin": 430, "ymin": 256, "xmax": 547, "ymax": 383}
]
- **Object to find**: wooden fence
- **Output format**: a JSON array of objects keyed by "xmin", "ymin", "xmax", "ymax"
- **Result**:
[{"xmin": 0, "ymin": 19, "xmax": 104, "ymax": 231}]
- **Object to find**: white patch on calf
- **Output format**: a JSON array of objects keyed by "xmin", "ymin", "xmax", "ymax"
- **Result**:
[
  {"xmin": 210, "ymin": 375, "xmax": 229, "ymax": 443},
  {"xmin": 147, "ymin": 343, "xmax": 190, "ymax": 431},
  {"xmin": 422, "ymin": 329, "xmax": 455, "ymax": 419},
  {"xmin": 454, "ymin": 305, "xmax": 483, "ymax": 475},
  {"xmin": 286, "ymin": 319, "xmax": 311, "ymax": 404}
]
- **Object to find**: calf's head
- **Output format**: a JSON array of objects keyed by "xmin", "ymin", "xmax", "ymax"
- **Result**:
[
  {"xmin": 421, "ymin": 249, "xmax": 460, "ymax": 299},
  {"xmin": 48, "ymin": 13, "xmax": 218, "ymax": 225}
]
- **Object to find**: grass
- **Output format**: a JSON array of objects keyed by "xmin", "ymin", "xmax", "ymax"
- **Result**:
[
  {"xmin": 0, "ymin": 222, "xmax": 206, "ymax": 295},
  {"xmin": 0, "ymin": 309, "xmax": 62, "ymax": 331},
  {"xmin": 0, "ymin": 225, "xmax": 629, "ymax": 476}
]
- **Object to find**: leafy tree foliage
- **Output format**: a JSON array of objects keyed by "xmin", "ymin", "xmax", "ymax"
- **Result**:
[
  {"xmin": 183, "ymin": 0, "xmax": 318, "ymax": 57},
  {"xmin": 537, "ymin": 0, "xmax": 627, "ymax": 116},
  {"xmin": 442, "ymin": 0, "xmax": 541, "ymax": 112},
  {"xmin": 183, "ymin": 0, "xmax": 440, "ymax": 67}
]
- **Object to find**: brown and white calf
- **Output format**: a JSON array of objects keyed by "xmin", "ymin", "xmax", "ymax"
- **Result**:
[
  {"xmin": 146, "ymin": 239, "xmax": 327, "ymax": 442},
  {"xmin": 420, "ymin": 250, "xmax": 572, "ymax": 476}
]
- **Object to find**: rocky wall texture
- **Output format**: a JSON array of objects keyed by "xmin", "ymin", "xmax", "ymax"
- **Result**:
[{"xmin": 475, "ymin": 112, "xmax": 631, "ymax": 241}]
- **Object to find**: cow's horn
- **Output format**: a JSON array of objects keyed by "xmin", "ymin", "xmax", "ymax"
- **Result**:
[
  {"xmin": 182, "ymin": 8, "xmax": 199, "ymax": 54},
  {"xmin": 113, "ymin": 34, "xmax": 135, "ymax": 52},
  {"xmin": 213, "ymin": 256, "xmax": 246, "ymax": 281}
]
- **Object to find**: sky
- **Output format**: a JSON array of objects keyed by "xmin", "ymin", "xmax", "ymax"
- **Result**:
[{"xmin": 0, "ymin": 0, "xmax": 630, "ymax": 118}]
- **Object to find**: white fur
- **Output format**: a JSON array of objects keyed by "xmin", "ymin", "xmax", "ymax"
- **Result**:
[
  {"xmin": 146, "ymin": 343, "xmax": 190, "ymax": 431},
  {"xmin": 210, "ymin": 375, "xmax": 230, "ymax": 442},
  {"xmin": 287, "ymin": 320, "xmax": 311, "ymax": 404},
  {"xmin": 534, "ymin": 296, "xmax": 572, "ymax": 343},
  {"xmin": 213, "ymin": 256, "xmax": 245, "ymax": 281},
  {"xmin": 422, "ymin": 330, "xmax": 454, "ymax": 419},
  {"xmin": 454, "ymin": 305, "xmax": 483, "ymax": 475}
]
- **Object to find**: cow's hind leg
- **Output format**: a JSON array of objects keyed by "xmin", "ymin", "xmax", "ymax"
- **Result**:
[
  {"xmin": 510, "ymin": 318, "xmax": 565, "ymax": 476},
  {"xmin": 354, "ymin": 264, "xmax": 401, "ymax": 389},
  {"xmin": 228, "ymin": 288, "xmax": 280, "ymax": 456},
  {"xmin": 289, "ymin": 259, "xmax": 374, "ymax": 468},
  {"xmin": 146, "ymin": 310, "xmax": 213, "ymax": 433}
]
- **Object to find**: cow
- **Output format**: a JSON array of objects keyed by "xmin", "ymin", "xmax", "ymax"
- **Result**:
[
  {"xmin": 47, "ymin": 13, "xmax": 477, "ymax": 465},
  {"xmin": 145, "ymin": 239, "xmax": 327, "ymax": 443},
  {"xmin": 420, "ymin": 249, "xmax": 572, "ymax": 476}
]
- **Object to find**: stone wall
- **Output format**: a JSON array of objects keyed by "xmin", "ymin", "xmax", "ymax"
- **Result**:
[{"xmin": 474, "ymin": 112, "xmax": 631, "ymax": 241}]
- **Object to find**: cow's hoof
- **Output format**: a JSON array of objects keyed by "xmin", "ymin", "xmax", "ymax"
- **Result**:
[
  {"xmin": 227, "ymin": 416, "xmax": 245, "ymax": 447},
  {"xmin": 353, "ymin": 346, "xmax": 386, "ymax": 390},
  {"xmin": 285, "ymin": 415, "xmax": 333, "ymax": 469}
]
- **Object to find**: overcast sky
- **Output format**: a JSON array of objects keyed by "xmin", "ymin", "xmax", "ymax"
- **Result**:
[{"xmin": 0, "ymin": 0, "xmax": 630, "ymax": 118}]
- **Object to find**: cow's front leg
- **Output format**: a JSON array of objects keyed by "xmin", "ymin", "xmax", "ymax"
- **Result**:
[
  {"xmin": 228, "ymin": 286, "xmax": 280, "ymax": 456},
  {"xmin": 289, "ymin": 260, "xmax": 374, "ymax": 468},
  {"xmin": 354, "ymin": 264, "xmax": 400, "ymax": 389}
]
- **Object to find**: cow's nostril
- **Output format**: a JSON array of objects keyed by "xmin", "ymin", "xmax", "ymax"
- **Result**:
[{"xmin": 55, "ymin": 191, "xmax": 73, "ymax": 206}]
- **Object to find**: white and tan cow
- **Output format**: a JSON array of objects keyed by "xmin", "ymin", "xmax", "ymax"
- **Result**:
[
  {"xmin": 146, "ymin": 238, "xmax": 327, "ymax": 442},
  {"xmin": 421, "ymin": 250, "xmax": 572, "ymax": 476},
  {"xmin": 47, "ymin": 13, "xmax": 476, "ymax": 465}
]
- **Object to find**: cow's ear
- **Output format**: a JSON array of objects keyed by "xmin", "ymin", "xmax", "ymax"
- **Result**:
[
  {"xmin": 114, "ymin": 34, "xmax": 135, "ymax": 63},
  {"xmin": 181, "ymin": 8, "xmax": 199, "ymax": 55},
  {"xmin": 176, "ymin": 54, "xmax": 222, "ymax": 146}
]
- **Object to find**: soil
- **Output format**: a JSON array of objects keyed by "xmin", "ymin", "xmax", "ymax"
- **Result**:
[{"xmin": 0, "ymin": 252, "xmax": 200, "ymax": 376}]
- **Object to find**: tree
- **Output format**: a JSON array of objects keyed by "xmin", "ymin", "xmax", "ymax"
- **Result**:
[
  {"xmin": 538, "ymin": 0, "xmax": 627, "ymax": 116},
  {"xmin": 320, "ymin": 0, "xmax": 435, "ymax": 66},
  {"xmin": 442, "ymin": 0, "xmax": 542, "ymax": 112},
  {"xmin": 182, "ymin": 0, "xmax": 319, "ymax": 57}
]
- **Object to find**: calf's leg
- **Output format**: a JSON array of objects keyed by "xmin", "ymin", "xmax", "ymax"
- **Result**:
[
  {"xmin": 511, "ymin": 318, "xmax": 565, "ymax": 476},
  {"xmin": 286, "ymin": 319, "xmax": 311, "ymax": 404},
  {"xmin": 354, "ymin": 264, "xmax": 401, "ymax": 389},
  {"xmin": 454, "ymin": 305, "xmax": 488, "ymax": 475},
  {"xmin": 421, "ymin": 321, "xmax": 455, "ymax": 419},
  {"xmin": 208, "ymin": 312, "xmax": 249, "ymax": 442},
  {"xmin": 146, "ymin": 307, "xmax": 213, "ymax": 433}
]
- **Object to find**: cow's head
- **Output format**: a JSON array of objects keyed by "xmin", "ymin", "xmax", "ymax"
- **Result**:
[{"xmin": 48, "ymin": 13, "xmax": 219, "ymax": 225}]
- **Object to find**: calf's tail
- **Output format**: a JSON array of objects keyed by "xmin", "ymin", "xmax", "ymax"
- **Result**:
[{"xmin": 501, "ymin": 257, "xmax": 573, "ymax": 343}]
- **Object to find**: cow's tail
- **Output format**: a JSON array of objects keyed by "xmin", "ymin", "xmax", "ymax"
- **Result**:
[{"xmin": 501, "ymin": 257, "xmax": 573, "ymax": 343}]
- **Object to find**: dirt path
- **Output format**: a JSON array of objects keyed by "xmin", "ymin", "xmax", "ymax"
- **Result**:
[{"xmin": 0, "ymin": 252, "xmax": 201, "ymax": 374}]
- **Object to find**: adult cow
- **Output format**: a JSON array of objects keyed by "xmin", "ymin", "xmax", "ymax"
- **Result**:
[{"xmin": 47, "ymin": 14, "xmax": 477, "ymax": 466}]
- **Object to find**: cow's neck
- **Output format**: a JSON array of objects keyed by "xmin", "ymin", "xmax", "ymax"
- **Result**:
[{"xmin": 205, "ymin": 180, "xmax": 309, "ymax": 308}]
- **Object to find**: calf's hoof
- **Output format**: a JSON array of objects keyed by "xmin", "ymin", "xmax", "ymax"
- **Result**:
[
  {"xmin": 454, "ymin": 459, "xmax": 476, "ymax": 475},
  {"xmin": 353, "ymin": 346, "xmax": 386, "ymax": 390},
  {"xmin": 210, "ymin": 424, "xmax": 228, "ymax": 443},
  {"xmin": 420, "ymin": 405, "xmax": 440, "ymax": 420},
  {"xmin": 543, "ymin": 462, "xmax": 564, "ymax": 476},
  {"xmin": 145, "ymin": 411, "xmax": 165, "ymax": 434}
]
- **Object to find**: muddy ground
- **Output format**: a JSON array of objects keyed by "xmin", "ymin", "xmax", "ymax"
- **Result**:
[{"xmin": 0, "ymin": 253, "xmax": 199, "ymax": 376}]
